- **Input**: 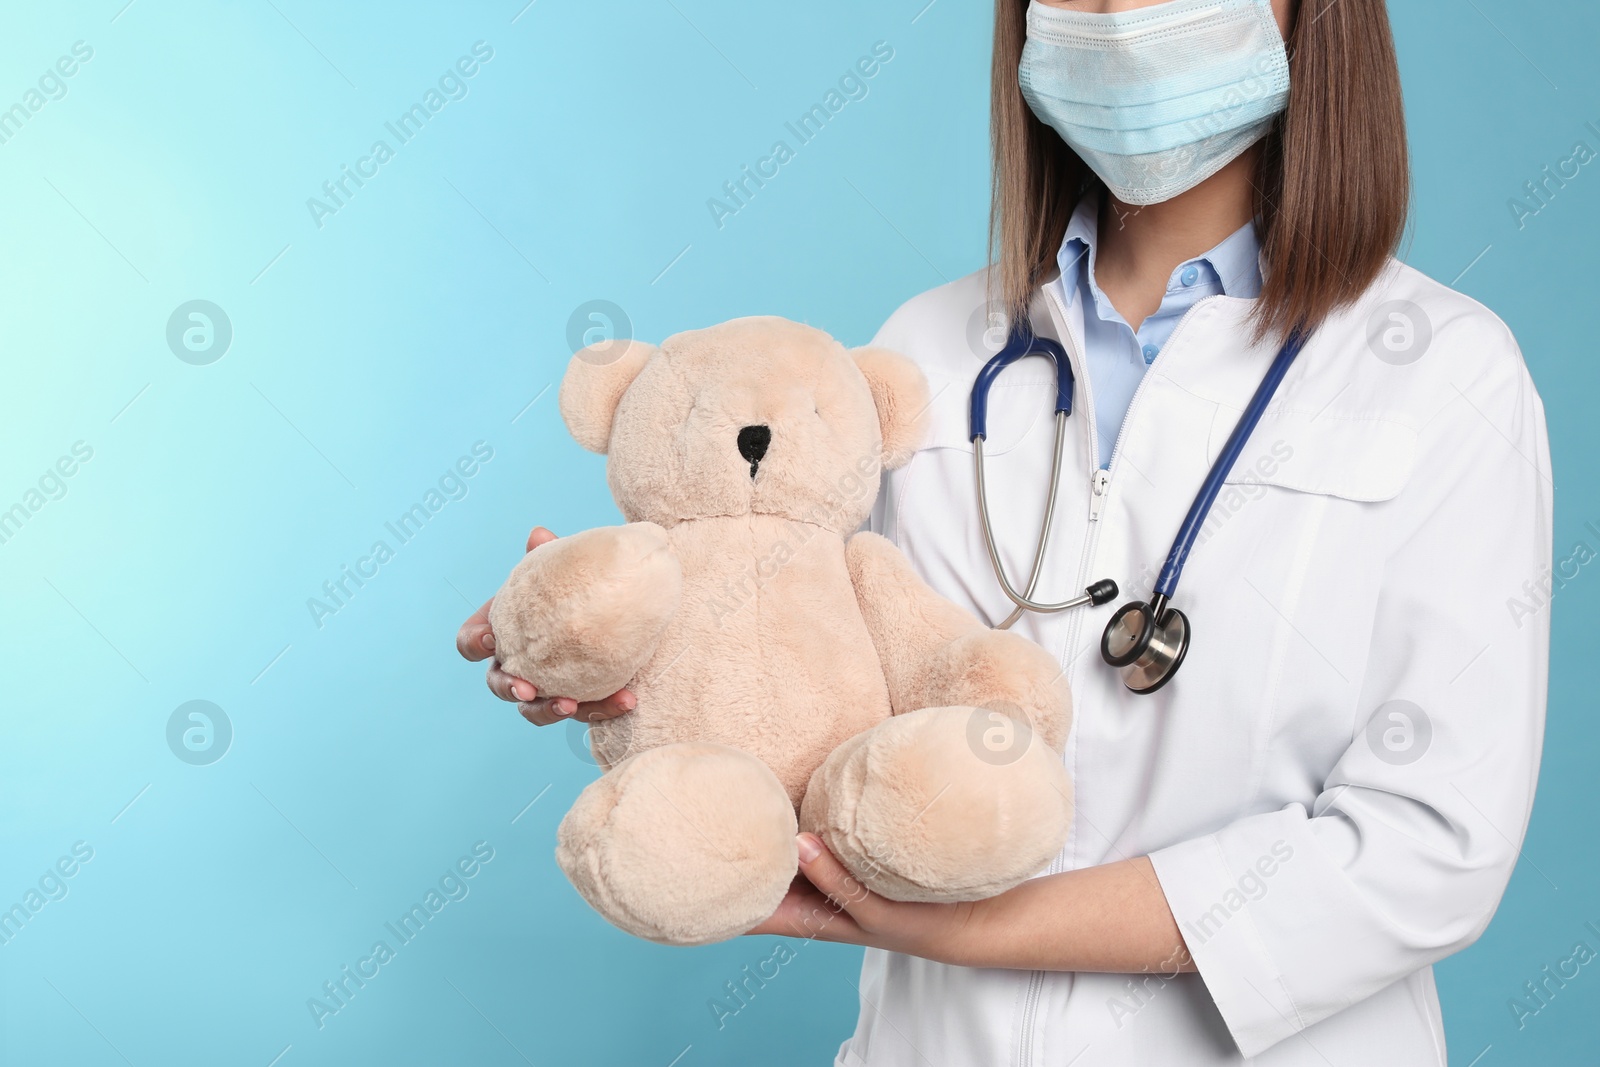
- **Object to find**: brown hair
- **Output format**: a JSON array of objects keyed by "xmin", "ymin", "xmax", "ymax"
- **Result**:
[{"xmin": 990, "ymin": 0, "xmax": 1411, "ymax": 342}]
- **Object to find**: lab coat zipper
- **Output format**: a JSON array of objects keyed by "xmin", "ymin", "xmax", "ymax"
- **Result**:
[
  {"xmin": 1015, "ymin": 283, "xmax": 1099, "ymax": 1067},
  {"xmin": 1089, "ymin": 469, "xmax": 1111, "ymax": 521},
  {"xmin": 1078, "ymin": 294, "xmax": 1226, "ymax": 540},
  {"xmin": 1015, "ymin": 286, "xmax": 1223, "ymax": 1067},
  {"xmin": 1057, "ymin": 297, "xmax": 1220, "ymax": 682}
]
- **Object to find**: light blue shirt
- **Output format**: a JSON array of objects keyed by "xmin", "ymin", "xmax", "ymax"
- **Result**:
[{"xmin": 1054, "ymin": 195, "xmax": 1263, "ymax": 468}]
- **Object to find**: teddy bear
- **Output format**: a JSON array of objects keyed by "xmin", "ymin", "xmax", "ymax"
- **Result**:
[{"xmin": 488, "ymin": 315, "xmax": 1076, "ymax": 946}]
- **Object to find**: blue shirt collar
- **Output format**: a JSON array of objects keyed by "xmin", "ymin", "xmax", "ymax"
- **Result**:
[{"xmin": 1056, "ymin": 193, "xmax": 1264, "ymax": 314}]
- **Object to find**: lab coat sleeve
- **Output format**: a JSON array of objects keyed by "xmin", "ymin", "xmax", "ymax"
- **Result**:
[{"xmin": 1148, "ymin": 325, "xmax": 1553, "ymax": 1058}]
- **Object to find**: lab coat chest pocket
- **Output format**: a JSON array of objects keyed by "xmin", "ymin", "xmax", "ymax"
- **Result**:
[
  {"xmin": 1209, "ymin": 408, "xmax": 1419, "ymax": 503},
  {"xmin": 917, "ymin": 369, "xmax": 1054, "ymax": 455},
  {"xmin": 1183, "ymin": 407, "xmax": 1420, "ymax": 781}
]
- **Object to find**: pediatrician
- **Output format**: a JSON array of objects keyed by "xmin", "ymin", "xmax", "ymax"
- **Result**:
[{"xmin": 458, "ymin": 0, "xmax": 1552, "ymax": 1061}]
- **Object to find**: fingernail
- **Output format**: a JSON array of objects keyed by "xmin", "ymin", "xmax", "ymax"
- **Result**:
[
  {"xmin": 553, "ymin": 700, "xmax": 575, "ymax": 718},
  {"xmin": 617, "ymin": 694, "xmax": 636, "ymax": 712},
  {"xmin": 510, "ymin": 681, "xmax": 531, "ymax": 702},
  {"xmin": 796, "ymin": 833, "xmax": 822, "ymax": 864},
  {"xmin": 481, "ymin": 633, "xmax": 495, "ymax": 652}
]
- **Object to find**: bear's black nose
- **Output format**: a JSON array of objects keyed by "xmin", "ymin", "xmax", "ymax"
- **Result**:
[{"xmin": 737, "ymin": 425, "xmax": 771, "ymax": 478}]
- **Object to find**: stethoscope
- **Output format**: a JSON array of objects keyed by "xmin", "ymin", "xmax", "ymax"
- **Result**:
[{"xmin": 970, "ymin": 322, "xmax": 1307, "ymax": 694}]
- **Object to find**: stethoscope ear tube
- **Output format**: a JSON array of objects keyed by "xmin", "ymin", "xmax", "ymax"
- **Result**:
[
  {"xmin": 969, "ymin": 324, "xmax": 1073, "ymax": 441},
  {"xmin": 974, "ymin": 325, "xmax": 1117, "ymax": 629}
]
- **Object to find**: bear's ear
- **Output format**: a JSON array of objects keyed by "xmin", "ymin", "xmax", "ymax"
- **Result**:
[
  {"xmin": 852, "ymin": 346, "xmax": 930, "ymax": 470},
  {"xmin": 558, "ymin": 339, "xmax": 659, "ymax": 454}
]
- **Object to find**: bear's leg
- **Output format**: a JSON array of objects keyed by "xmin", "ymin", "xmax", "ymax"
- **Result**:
[
  {"xmin": 557, "ymin": 742, "xmax": 798, "ymax": 945},
  {"xmin": 800, "ymin": 706, "xmax": 1071, "ymax": 903}
]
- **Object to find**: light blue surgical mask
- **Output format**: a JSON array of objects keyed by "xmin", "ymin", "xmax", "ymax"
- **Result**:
[{"xmin": 1019, "ymin": 0, "xmax": 1291, "ymax": 205}]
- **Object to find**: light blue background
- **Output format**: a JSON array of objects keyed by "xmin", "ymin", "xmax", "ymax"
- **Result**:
[{"xmin": 1, "ymin": 1, "xmax": 1595, "ymax": 1064}]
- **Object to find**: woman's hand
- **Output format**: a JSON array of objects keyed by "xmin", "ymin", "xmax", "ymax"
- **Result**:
[
  {"xmin": 749, "ymin": 834, "xmax": 1196, "ymax": 975},
  {"xmin": 746, "ymin": 833, "xmax": 986, "ymax": 966},
  {"xmin": 455, "ymin": 525, "xmax": 637, "ymax": 727}
]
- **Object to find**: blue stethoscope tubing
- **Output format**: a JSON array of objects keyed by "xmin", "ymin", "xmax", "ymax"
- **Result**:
[
  {"xmin": 970, "ymin": 328, "xmax": 1118, "ymax": 630},
  {"xmin": 970, "ymin": 322, "xmax": 1309, "ymax": 693}
]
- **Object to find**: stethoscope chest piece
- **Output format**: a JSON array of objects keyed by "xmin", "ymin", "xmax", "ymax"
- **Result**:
[{"xmin": 1100, "ymin": 595, "xmax": 1190, "ymax": 694}]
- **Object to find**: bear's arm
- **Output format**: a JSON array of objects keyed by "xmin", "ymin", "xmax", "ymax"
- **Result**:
[
  {"xmin": 844, "ymin": 531, "xmax": 1072, "ymax": 750},
  {"xmin": 489, "ymin": 523, "xmax": 682, "ymax": 702},
  {"xmin": 845, "ymin": 530, "xmax": 983, "ymax": 694}
]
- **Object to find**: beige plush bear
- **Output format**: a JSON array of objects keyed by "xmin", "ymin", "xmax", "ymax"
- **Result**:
[{"xmin": 489, "ymin": 316, "xmax": 1074, "ymax": 946}]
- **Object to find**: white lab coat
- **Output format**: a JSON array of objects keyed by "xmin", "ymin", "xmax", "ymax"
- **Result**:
[{"xmin": 839, "ymin": 259, "xmax": 1552, "ymax": 1066}]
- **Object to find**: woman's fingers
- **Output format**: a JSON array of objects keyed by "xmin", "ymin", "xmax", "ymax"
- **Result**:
[
  {"xmin": 795, "ymin": 833, "xmax": 881, "ymax": 926},
  {"xmin": 787, "ymin": 834, "xmax": 983, "ymax": 962},
  {"xmin": 485, "ymin": 662, "xmax": 537, "ymax": 704},
  {"xmin": 518, "ymin": 689, "xmax": 638, "ymax": 727},
  {"xmin": 519, "ymin": 697, "xmax": 578, "ymax": 726},
  {"xmin": 518, "ymin": 700, "xmax": 564, "ymax": 726},
  {"xmin": 747, "ymin": 878, "xmax": 865, "ymax": 942},
  {"xmin": 456, "ymin": 598, "xmax": 496, "ymax": 662},
  {"xmin": 456, "ymin": 527, "xmax": 558, "ymax": 662},
  {"xmin": 469, "ymin": 525, "xmax": 637, "ymax": 729},
  {"xmin": 574, "ymin": 690, "xmax": 637, "ymax": 722}
]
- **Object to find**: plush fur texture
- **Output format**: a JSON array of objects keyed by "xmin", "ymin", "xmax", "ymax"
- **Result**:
[
  {"xmin": 489, "ymin": 524, "xmax": 681, "ymax": 702},
  {"xmin": 556, "ymin": 743, "xmax": 798, "ymax": 942},
  {"xmin": 495, "ymin": 316, "xmax": 1074, "ymax": 945}
]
